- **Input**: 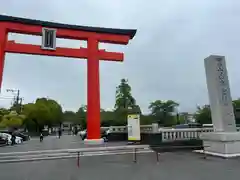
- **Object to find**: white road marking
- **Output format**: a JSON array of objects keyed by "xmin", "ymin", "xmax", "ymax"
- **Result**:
[
  {"xmin": 0, "ymin": 144, "xmax": 150, "ymax": 156},
  {"xmin": 0, "ymin": 149, "xmax": 154, "ymax": 163}
]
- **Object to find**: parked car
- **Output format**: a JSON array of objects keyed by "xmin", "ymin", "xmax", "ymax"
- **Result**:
[
  {"xmin": 80, "ymin": 129, "xmax": 109, "ymax": 142},
  {"xmin": 0, "ymin": 137, "xmax": 7, "ymax": 146},
  {"xmin": 0, "ymin": 130, "xmax": 30, "ymax": 141},
  {"xmin": 12, "ymin": 132, "xmax": 30, "ymax": 141},
  {"xmin": 0, "ymin": 133, "xmax": 23, "ymax": 145}
]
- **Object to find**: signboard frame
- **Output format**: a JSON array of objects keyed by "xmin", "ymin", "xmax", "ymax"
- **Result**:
[{"xmin": 127, "ymin": 114, "xmax": 141, "ymax": 141}]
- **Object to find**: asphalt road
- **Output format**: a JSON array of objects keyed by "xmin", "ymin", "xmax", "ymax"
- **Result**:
[
  {"xmin": 0, "ymin": 135, "xmax": 127, "ymax": 153},
  {"xmin": 0, "ymin": 135, "xmax": 240, "ymax": 180}
]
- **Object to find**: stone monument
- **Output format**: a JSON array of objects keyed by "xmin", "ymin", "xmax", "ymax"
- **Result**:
[{"xmin": 201, "ymin": 55, "xmax": 240, "ymax": 157}]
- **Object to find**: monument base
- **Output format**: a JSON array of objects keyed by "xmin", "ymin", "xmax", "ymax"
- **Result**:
[
  {"xmin": 84, "ymin": 138, "xmax": 104, "ymax": 145},
  {"xmin": 200, "ymin": 132, "xmax": 240, "ymax": 158}
]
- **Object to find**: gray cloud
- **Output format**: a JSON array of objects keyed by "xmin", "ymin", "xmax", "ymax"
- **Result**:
[{"xmin": 0, "ymin": 0, "xmax": 240, "ymax": 113}]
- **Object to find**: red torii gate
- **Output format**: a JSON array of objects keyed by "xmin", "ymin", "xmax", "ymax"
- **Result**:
[{"xmin": 0, "ymin": 15, "xmax": 136, "ymax": 143}]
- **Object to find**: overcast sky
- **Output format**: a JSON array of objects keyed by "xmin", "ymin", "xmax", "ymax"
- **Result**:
[{"xmin": 0, "ymin": 0, "xmax": 240, "ymax": 113}]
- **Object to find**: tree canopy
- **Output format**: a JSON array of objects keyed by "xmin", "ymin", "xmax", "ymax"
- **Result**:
[
  {"xmin": 194, "ymin": 105, "xmax": 212, "ymax": 125},
  {"xmin": 0, "ymin": 111, "xmax": 25, "ymax": 130},
  {"xmin": 114, "ymin": 79, "xmax": 141, "ymax": 125},
  {"xmin": 148, "ymin": 100, "xmax": 179, "ymax": 126},
  {"xmin": 22, "ymin": 98, "xmax": 63, "ymax": 131},
  {"xmin": 1, "ymin": 78, "xmax": 240, "ymax": 131},
  {"xmin": 194, "ymin": 99, "xmax": 240, "ymax": 125}
]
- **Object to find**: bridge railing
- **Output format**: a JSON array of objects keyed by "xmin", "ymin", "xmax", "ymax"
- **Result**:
[
  {"xmin": 161, "ymin": 127, "xmax": 240, "ymax": 142},
  {"xmin": 160, "ymin": 128, "xmax": 213, "ymax": 142},
  {"xmin": 108, "ymin": 125, "xmax": 240, "ymax": 142}
]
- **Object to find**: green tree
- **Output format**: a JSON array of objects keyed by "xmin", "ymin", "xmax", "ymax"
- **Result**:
[
  {"xmin": 23, "ymin": 102, "xmax": 48, "ymax": 131},
  {"xmin": 0, "ymin": 111, "xmax": 25, "ymax": 129},
  {"xmin": 76, "ymin": 105, "xmax": 87, "ymax": 129},
  {"xmin": 233, "ymin": 99, "xmax": 240, "ymax": 107},
  {"xmin": 114, "ymin": 79, "xmax": 140, "ymax": 125},
  {"xmin": 0, "ymin": 108, "xmax": 10, "ymax": 122},
  {"xmin": 22, "ymin": 103, "xmax": 37, "ymax": 131},
  {"xmin": 115, "ymin": 79, "xmax": 137, "ymax": 110},
  {"xmin": 194, "ymin": 105, "xmax": 212, "ymax": 125},
  {"xmin": 177, "ymin": 113, "xmax": 187, "ymax": 124},
  {"xmin": 62, "ymin": 111, "xmax": 78, "ymax": 123},
  {"xmin": 23, "ymin": 98, "xmax": 63, "ymax": 132},
  {"xmin": 140, "ymin": 114, "xmax": 156, "ymax": 125},
  {"xmin": 148, "ymin": 100, "xmax": 179, "ymax": 126},
  {"xmin": 232, "ymin": 99, "xmax": 240, "ymax": 125},
  {"xmin": 43, "ymin": 98, "xmax": 63, "ymax": 126},
  {"xmin": 100, "ymin": 109, "xmax": 116, "ymax": 126},
  {"xmin": 195, "ymin": 100, "xmax": 240, "ymax": 125}
]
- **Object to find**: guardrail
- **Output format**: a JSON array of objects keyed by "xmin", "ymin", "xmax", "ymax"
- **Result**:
[{"xmin": 0, "ymin": 145, "xmax": 151, "ymax": 165}]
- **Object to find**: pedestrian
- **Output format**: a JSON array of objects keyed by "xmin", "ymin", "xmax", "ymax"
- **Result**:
[
  {"xmin": 58, "ymin": 128, "xmax": 62, "ymax": 139},
  {"xmin": 74, "ymin": 126, "xmax": 78, "ymax": 136},
  {"xmin": 40, "ymin": 132, "xmax": 43, "ymax": 142},
  {"xmin": 11, "ymin": 134, "xmax": 16, "ymax": 145}
]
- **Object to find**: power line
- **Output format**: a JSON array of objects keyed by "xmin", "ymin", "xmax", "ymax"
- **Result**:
[
  {"xmin": 0, "ymin": 96, "xmax": 15, "ymax": 99},
  {"xmin": 6, "ymin": 89, "xmax": 23, "ymax": 113}
]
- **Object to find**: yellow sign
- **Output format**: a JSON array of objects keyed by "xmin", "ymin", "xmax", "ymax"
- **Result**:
[
  {"xmin": 128, "ymin": 114, "xmax": 139, "ymax": 119},
  {"xmin": 127, "ymin": 114, "xmax": 140, "ymax": 141}
]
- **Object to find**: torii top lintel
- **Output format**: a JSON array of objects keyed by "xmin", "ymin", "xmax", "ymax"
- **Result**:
[
  {"xmin": 0, "ymin": 15, "xmax": 136, "ymax": 43},
  {"xmin": 0, "ymin": 15, "xmax": 136, "ymax": 61}
]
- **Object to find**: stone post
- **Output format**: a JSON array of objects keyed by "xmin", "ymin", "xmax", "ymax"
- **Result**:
[{"xmin": 201, "ymin": 55, "xmax": 240, "ymax": 158}]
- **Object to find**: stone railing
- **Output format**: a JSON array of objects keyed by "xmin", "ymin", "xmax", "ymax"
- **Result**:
[
  {"xmin": 161, "ymin": 127, "xmax": 240, "ymax": 142},
  {"xmin": 160, "ymin": 128, "xmax": 213, "ymax": 142},
  {"xmin": 108, "ymin": 125, "xmax": 240, "ymax": 142}
]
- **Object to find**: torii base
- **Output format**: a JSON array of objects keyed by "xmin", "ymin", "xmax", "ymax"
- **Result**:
[{"xmin": 84, "ymin": 138, "xmax": 105, "ymax": 145}]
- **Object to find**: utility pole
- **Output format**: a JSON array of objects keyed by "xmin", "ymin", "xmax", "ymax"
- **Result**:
[
  {"xmin": 16, "ymin": 89, "xmax": 20, "ymax": 108},
  {"xmin": 19, "ymin": 97, "xmax": 23, "ymax": 112},
  {"xmin": 6, "ymin": 89, "xmax": 22, "ymax": 113}
]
